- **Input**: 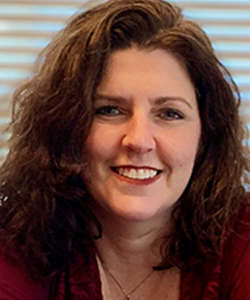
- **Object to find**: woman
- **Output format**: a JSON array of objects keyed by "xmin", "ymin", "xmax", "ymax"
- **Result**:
[{"xmin": 0, "ymin": 0, "xmax": 249, "ymax": 299}]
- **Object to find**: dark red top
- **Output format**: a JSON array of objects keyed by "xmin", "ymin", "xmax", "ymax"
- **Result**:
[{"xmin": 1, "ymin": 204, "xmax": 250, "ymax": 300}]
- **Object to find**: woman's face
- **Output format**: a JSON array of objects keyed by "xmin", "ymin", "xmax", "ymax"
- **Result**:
[{"xmin": 84, "ymin": 47, "xmax": 201, "ymax": 222}]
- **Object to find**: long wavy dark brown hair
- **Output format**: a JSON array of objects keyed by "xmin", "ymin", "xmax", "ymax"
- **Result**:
[{"xmin": 0, "ymin": 0, "xmax": 249, "ymax": 277}]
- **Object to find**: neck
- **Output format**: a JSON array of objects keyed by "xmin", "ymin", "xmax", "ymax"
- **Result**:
[
  {"xmin": 94, "ymin": 207, "xmax": 172, "ymax": 270},
  {"xmin": 93, "ymin": 207, "xmax": 181, "ymax": 300}
]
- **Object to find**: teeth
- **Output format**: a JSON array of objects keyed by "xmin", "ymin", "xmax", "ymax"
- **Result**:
[{"xmin": 117, "ymin": 168, "xmax": 158, "ymax": 180}]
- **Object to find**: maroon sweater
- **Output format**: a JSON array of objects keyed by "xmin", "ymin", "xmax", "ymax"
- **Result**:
[{"xmin": 0, "ymin": 204, "xmax": 250, "ymax": 300}]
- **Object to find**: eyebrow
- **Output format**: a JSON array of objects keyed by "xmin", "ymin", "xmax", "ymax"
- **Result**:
[
  {"xmin": 95, "ymin": 94, "xmax": 126, "ymax": 104},
  {"xmin": 95, "ymin": 94, "xmax": 194, "ymax": 109},
  {"xmin": 154, "ymin": 96, "xmax": 194, "ymax": 109}
]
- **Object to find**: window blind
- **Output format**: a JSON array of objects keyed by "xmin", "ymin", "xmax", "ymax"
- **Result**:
[{"xmin": 0, "ymin": 0, "xmax": 250, "ymax": 165}]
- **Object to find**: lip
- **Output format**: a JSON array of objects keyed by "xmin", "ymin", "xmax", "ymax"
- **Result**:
[{"xmin": 111, "ymin": 165, "xmax": 162, "ymax": 185}]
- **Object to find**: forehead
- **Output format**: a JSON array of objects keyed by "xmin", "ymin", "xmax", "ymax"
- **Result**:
[
  {"xmin": 101, "ymin": 47, "xmax": 192, "ymax": 82},
  {"xmin": 97, "ymin": 47, "xmax": 196, "ymax": 106}
]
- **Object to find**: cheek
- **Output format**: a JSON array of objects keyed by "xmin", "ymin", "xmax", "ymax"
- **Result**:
[
  {"xmin": 83, "ymin": 128, "xmax": 120, "ymax": 180},
  {"xmin": 159, "ymin": 133, "xmax": 200, "ymax": 169},
  {"xmin": 85, "ymin": 124, "xmax": 120, "ymax": 157},
  {"xmin": 84, "ymin": 128, "xmax": 105, "ymax": 160},
  {"xmin": 85, "ymin": 139, "xmax": 116, "ymax": 164}
]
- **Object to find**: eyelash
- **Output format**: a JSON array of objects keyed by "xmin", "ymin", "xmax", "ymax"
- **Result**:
[
  {"xmin": 158, "ymin": 108, "xmax": 184, "ymax": 120},
  {"xmin": 94, "ymin": 105, "xmax": 184, "ymax": 120},
  {"xmin": 95, "ymin": 105, "xmax": 121, "ymax": 116}
]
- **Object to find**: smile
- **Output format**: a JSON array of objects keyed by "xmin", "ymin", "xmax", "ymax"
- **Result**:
[{"xmin": 112, "ymin": 167, "xmax": 161, "ymax": 180}]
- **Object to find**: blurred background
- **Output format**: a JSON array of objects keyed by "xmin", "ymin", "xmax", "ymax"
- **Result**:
[{"xmin": 0, "ymin": 0, "xmax": 250, "ymax": 165}]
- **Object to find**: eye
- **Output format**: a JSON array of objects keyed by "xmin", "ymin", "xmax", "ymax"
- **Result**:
[
  {"xmin": 95, "ymin": 105, "xmax": 121, "ymax": 116},
  {"xmin": 158, "ymin": 108, "xmax": 184, "ymax": 120}
]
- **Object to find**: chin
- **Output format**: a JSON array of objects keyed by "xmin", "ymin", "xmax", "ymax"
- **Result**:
[{"xmin": 111, "ymin": 205, "xmax": 165, "ymax": 223}]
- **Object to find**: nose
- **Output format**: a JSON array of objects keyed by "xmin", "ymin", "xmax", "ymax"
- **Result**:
[{"xmin": 122, "ymin": 111, "xmax": 156, "ymax": 154}]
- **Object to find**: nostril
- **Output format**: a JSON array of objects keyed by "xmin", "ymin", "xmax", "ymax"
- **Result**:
[
  {"xmin": 124, "ymin": 144, "xmax": 154, "ymax": 154},
  {"xmin": 122, "ymin": 133, "xmax": 155, "ymax": 154}
]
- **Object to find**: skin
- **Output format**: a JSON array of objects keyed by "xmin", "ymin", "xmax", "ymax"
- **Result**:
[
  {"xmin": 83, "ymin": 47, "xmax": 201, "ymax": 299},
  {"xmin": 84, "ymin": 47, "xmax": 201, "ymax": 224}
]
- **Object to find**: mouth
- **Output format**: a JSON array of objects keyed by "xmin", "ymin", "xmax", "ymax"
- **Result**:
[{"xmin": 111, "ymin": 166, "xmax": 162, "ymax": 180}]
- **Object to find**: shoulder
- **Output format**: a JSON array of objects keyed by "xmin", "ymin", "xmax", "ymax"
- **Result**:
[
  {"xmin": 0, "ymin": 243, "xmax": 101, "ymax": 300},
  {"xmin": 0, "ymin": 251, "xmax": 54, "ymax": 300},
  {"xmin": 65, "ymin": 245, "xmax": 102, "ymax": 299},
  {"xmin": 221, "ymin": 200, "xmax": 250, "ymax": 299},
  {"xmin": 223, "ymin": 200, "xmax": 250, "ymax": 266}
]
